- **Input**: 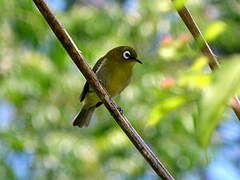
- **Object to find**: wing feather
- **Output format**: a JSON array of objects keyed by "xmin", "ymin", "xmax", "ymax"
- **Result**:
[{"xmin": 79, "ymin": 57, "xmax": 105, "ymax": 102}]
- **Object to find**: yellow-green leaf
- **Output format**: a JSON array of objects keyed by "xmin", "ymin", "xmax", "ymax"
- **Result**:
[{"xmin": 196, "ymin": 58, "xmax": 240, "ymax": 147}]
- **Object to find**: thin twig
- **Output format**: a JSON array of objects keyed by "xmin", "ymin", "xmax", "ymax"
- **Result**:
[
  {"xmin": 173, "ymin": 3, "xmax": 240, "ymax": 120},
  {"xmin": 32, "ymin": 0, "xmax": 175, "ymax": 179}
]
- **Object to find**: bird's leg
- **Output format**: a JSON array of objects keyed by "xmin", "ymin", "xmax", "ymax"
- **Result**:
[
  {"xmin": 117, "ymin": 105, "xmax": 124, "ymax": 114},
  {"xmin": 99, "ymin": 79, "xmax": 103, "ymax": 85}
]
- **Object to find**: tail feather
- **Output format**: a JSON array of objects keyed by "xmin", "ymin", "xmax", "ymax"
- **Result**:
[{"xmin": 73, "ymin": 107, "xmax": 95, "ymax": 128}]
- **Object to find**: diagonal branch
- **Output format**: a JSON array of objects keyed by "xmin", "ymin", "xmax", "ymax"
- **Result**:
[
  {"xmin": 32, "ymin": 0, "xmax": 174, "ymax": 179},
  {"xmin": 172, "ymin": 2, "xmax": 240, "ymax": 120}
]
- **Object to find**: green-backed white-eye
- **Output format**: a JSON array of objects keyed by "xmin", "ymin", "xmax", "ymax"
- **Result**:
[{"xmin": 73, "ymin": 46, "xmax": 142, "ymax": 127}]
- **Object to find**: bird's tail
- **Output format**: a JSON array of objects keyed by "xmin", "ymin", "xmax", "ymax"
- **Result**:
[{"xmin": 72, "ymin": 106, "xmax": 95, "ymax": 128}]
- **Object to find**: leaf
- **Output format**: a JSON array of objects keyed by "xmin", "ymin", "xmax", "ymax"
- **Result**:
[
  {"xmin": 179, "ymin": 56, "xmax": 212, "ymax": 89},
  {"xmin": 196, "ymin": 58, "xmax": 240, "ymax": 147},
  {"xmin": 173, "ymin": 0, "xmax": 188, "ymax": 10},
  {"xmin": 204, "ymin": 21, "xmax": 226, "ymax": 42},
  {"xmin": 147, "ymin": 95, "xmax": 187, "ymax": 127},
  {"xmin": 191, "ymin": 56, "xmax": 208, "ymax": 72}
]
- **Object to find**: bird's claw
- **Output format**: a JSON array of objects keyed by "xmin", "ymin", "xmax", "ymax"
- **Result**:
[
  {"xmin": 117, "ymin": 105, "xmax": 124, "ymax": 114},
  {"xmin": 99, "ymin": 80, "xmax": 103, "ymax": 85}
]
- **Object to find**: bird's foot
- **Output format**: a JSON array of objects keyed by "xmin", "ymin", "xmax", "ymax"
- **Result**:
[
  {"xmin": 99, "ymin": 80, "xmax": 103, "ymax": 85},
  {"xmin": 117, "ymin": 105, "xmax": 124, "ymax": 114}
]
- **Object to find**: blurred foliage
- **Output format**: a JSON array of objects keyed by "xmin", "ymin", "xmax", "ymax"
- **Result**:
[
  {"xmin": 1, "ymin": 0, "xmax": 240, "ymax": 179},
  {"xmin": 196, "ymin": 59, "xmax": 240, "ymax": 148}
]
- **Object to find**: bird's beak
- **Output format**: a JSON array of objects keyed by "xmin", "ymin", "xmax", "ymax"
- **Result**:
[{"xmin": 132, "ymin": 57, "xmax": 143, "ymax": 64}]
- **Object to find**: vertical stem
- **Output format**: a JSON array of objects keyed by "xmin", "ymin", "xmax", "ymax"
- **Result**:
[{"xmin": 173, "ymin": 3, "xmax": 240, "ymax": 120}]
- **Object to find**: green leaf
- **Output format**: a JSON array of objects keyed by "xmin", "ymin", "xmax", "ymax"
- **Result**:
[
  {"xmin": 147, "ymin": 95, "xmax": 187, "ymax": 127},
  {"xmin": 173, "ymin": 0, "xmax": 188, "ymax": 10},
  {"xmin": 204, "ymin": 21, "xmax": 226, "ymax": 42},
  {"xmin": 196, "ymin": 58, "xmax": 240, "ymax": 147}
]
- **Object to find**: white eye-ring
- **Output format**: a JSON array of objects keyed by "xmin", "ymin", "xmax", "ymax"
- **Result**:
[{"xmin": 123, "ymin": 50, "xmax": 131, "ymax": 60}]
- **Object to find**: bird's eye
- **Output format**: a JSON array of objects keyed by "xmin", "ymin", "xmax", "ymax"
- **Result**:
[{"xmin": 123, "ymin": 50, "xmax": 131, "ymax": 60}]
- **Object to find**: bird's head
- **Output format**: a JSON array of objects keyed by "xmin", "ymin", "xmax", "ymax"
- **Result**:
[{"xmin": 105, "ymin": 46, "xmax": 142, "ymax": 65}]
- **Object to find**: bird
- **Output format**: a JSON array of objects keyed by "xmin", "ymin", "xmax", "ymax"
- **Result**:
[{"xmin": 73, "ymin": 46, "xmax": 142, "ymax": 128}]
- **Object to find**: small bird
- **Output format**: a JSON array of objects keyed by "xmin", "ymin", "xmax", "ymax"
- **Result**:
[{"xmin": 73, "ymin": 46, "xmax": 142, "ymax": 127}]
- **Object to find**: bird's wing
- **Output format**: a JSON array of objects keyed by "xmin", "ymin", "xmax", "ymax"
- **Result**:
[{"xmin": 80, "ymin": 57, "xmax": 105, "ymax": 102}]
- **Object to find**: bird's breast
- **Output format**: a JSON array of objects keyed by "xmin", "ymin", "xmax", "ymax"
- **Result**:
[{"xmin": 97, "ymin": 64, "xmax": 132, "ymax": 97}]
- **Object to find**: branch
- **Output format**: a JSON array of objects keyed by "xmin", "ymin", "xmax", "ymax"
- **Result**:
[
  {"xmin": 32, "ymin": 0, "xmax": 174, "ymax": 179},
  {"xmin": 173, "ymin": 3, "xmax": 240, "ymax": 120}
]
